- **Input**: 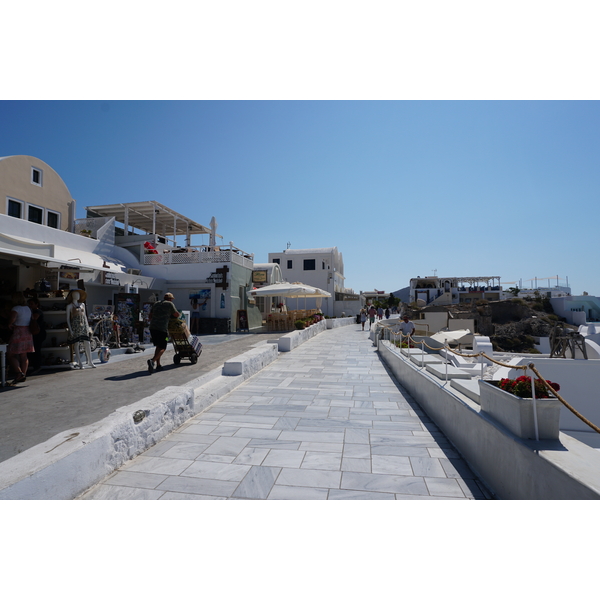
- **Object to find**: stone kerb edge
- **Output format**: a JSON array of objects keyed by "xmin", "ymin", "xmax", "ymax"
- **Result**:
[
  {"xmin": 0, "ymin": 345, "xmax": 281, "ymax": 500},
  {"xmin": 278, "ymin": 319, "xmax": 327, "ymax": 352},
  {"xmin": 222, "ymin": 343, "xmax": 278, "ymax": 376},
  {"xmin": 325, "ymin": 317, "xmax": 356, "ymax": 329}
]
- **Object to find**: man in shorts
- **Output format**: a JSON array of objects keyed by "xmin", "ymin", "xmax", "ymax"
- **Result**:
[{"xmin": 148, "ymin": 292, "xmax": 180, "ymax": 373}]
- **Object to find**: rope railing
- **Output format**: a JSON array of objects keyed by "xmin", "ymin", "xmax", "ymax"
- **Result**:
[{"xmin": 377, "ymin": 323, "xmax": 600, "ymax": 435}]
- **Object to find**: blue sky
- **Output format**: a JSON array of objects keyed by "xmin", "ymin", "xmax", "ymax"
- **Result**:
[{"xmin": 1, "ymin": 100, "xmax": 598, "ymax": 295}]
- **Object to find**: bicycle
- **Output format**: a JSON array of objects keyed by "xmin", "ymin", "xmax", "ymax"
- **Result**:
[{"xmin": 88, "ymin": 313, "xmax": 119, "ymax": 349}]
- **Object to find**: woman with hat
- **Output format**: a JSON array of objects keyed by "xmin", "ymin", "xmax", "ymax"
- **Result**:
[
  {"xmin": 7, "ymin": 291, "xmax": 35, "ymax": 385},
  {"xmin": 66, "ymin": 289, "xmax": 96, "ymax": 369}
]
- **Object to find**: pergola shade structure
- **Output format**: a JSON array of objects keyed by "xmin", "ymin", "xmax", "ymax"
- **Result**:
[{"xmin": 85, "ymin": 201, "xmax": 212, "ymax": 247}]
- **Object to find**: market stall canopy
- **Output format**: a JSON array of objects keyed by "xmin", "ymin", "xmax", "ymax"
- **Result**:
[
  {"xmin": 430, "ymin": 329, "xmax": 471, "ymax": 343},
  {"xmin": 249, "ymin": 282, "xmax": 331, "ymax": 298},
  {"xmin": 85, "ymin": 201, "xmax": 212, "ymax": 238},
  {"xmin": 0, "ymin": 232, "xmax": 125, "ymax": 273}
]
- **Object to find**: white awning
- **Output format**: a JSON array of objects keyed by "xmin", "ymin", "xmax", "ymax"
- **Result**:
[
  {"xmin": 249, "ymin": 282, "xmax": 331, "ymax": 298},
  {"xmin": 430, "ymin": 329, "xmax": 471, "ymax": 343},
  {"xmin": 0, "ymin": 241, "xmax": 126, "ymax": 273}
]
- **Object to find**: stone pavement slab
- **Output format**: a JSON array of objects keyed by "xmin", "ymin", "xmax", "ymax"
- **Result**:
[{"xmin": 80, "ymin": 325, "xmax": 489, "ymax": 500}]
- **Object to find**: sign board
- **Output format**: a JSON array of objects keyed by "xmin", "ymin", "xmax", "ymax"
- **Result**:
[
  {"xmin": 103, "ymin": 273, "xmax": 120, "ymax": 286},
  {"xmin": 252, "ymin": 270, "xmax": 267, "ymax": 283}
]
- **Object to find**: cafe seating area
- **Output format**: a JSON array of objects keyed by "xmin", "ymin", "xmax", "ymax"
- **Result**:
[{"xmin": 266, "ymin": 309, "xmax": 319, "ymax": 331}]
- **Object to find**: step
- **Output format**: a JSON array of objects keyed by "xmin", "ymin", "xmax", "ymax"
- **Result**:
[
  {"xmin": 410, "ymin": 353, "xmax": 445, "ymax": 366},
  {"xmin": 426, "ymin": 363, "xmax": 473, "ymax": 380},
  {"xmin": 450, "ymin": 378, "xmax": 481, "ymax": 404}
]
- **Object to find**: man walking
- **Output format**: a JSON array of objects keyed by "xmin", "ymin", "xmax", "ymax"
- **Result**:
[
  {"xmin": 148, "ymin": 292, "xmax": 180, "ymax": 373},
  {"xmin": 368, "ymin": 305, "xmax": 376, "ymax": 329}
]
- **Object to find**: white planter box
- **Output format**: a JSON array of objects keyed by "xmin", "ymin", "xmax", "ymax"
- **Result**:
[{"xmin": 478, "ymin": 380, "xmax": 561, "ymax": 440}]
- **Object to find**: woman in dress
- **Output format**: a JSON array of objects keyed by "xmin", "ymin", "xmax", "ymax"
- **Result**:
[
  {"xmin": 27, "ymin": 296, "xmax": 47, "ymax": 375},
  {"xmin": 7, "ymin": 292, "xmax": 35, "ymax": 385},
  {"xmin": 66, "ymin": 289, "xmax": 96, "ymax": 369}
]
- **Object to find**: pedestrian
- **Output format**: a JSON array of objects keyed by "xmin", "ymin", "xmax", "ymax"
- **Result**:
[
  {"xmin": 377, "ymin": 306, "xmax": 384, "ymax": 320},
  {"xmin": 360, "ymin": 308, "xmax": 367, "ymax": 331},
  {"xmin": 190, "ymin": 297, "xmax": 200, "ymax": 335},
  {"xmin": 398, "ymin": 315, "xmax": 416, "ymax": 340},
  {"xmin": 7, "ymin": 292, "xmax": 35, "ymax": 385},
  {"xmin": 148, "ymin": 292, "xmax": 180, "ymax": 373},
  {"xmin": 27, "ymin": 297, "xmax": 46, "ymax": 375},
  {"xmin": 385, "ymin": 307, "xmax": 390, "ymax": 319},
  {"xmin": 368, "ymin": 305, "xmax": 376, "ymax": 329}
]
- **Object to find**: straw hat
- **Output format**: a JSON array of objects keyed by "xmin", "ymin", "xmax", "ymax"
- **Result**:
[{"xmin": 66, "ymin": 289, "xmax": 87, "ymax": 303}]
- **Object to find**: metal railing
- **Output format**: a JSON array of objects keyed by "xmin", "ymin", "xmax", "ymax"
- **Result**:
[{"xmin": 143, "ymin": 245, "xmax": 254, "ymax": 269}]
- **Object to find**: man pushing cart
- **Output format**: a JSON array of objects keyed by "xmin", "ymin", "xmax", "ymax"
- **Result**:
[{"xmin": 147, "ymin": 292, "xmax": 202, "ymax": 373}]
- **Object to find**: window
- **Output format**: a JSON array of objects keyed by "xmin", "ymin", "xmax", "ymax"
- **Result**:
[
  {"xmin": 28, "ymin": 205, "xmax": 43, "ymax": 224},
  {"xmin": 7, "ymin": 198, "xmax": 22, "ymax": 218},
  {"xmin": 272, "ymin": 258, "xmax": 280, "ymax": 264},
  {"xmin": 304, "ymin": 259, "xmax": 316, "ymax": 270},
  {"xmin": 47, "ymin": 211, "xmax": 60, "ymax": 229},
  {"xmin": 31, "ymin": 167, "xmax": 43, "ymax": 186},
  {"xmin": 287, "ymin": 259, "xmax": 293, "ymax": 269}
]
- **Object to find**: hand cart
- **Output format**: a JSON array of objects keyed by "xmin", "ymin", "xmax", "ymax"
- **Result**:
[{"xmin": 168, "ymin": 322, "xmax": 203, "ymax": 365}]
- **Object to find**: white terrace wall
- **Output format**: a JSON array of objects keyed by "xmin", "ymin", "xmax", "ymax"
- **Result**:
[
  {"xmin": 504, "ymin": 357, "xmax": 600, "ymax": 438},
  {"xmin": 378, "ymin": 339, "xmax": 600, "ymax": 500}
]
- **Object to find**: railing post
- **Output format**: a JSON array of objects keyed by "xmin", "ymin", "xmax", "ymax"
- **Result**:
[
  {"xmin": 530, "ymin": 368, "xmax": 540, "ymax": 442},
  {"xmin": 445, "ymin": 339, "xmax": 448, "ymax": 383},
  {"xmin": 421, "ymin": 339, "xmax": 425, "ymax": 368}
]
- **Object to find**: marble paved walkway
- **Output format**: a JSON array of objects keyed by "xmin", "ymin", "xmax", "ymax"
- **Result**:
[{"xmin": 80, "ymin": 325, "xmax": 488, "ymax": 500}]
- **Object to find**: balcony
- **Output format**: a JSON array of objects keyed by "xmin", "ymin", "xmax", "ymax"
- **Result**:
[{"xmin": 143, "ymin": 244, "xmax": 254, "ymax": 269}]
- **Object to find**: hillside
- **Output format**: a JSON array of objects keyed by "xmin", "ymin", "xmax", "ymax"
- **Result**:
[{"xmin": 407, "ymin": 295, "xmax": 576, "ymax": 354}]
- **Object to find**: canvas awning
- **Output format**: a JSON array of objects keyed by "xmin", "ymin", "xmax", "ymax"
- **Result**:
[
  {"xmin": 0, "ymin": 235, "xmax": 126, "ymax": 273},
  {"xmin": 430, "ymin": 329, "xmax": 471, "ymax": 343},
  {"xmin": 249, "ymin": 282, "xmax": 331, "ymax": 298}
]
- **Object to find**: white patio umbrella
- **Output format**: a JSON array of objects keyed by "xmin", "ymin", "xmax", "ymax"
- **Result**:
[{"xmin": 249, "ymin": 282, "xmax": 331, "ymax": 310}]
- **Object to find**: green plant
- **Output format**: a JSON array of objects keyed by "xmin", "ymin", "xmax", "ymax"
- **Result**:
[{"xmin": 295, "ymin": 320, "xmax": 305, "ymax": 330}]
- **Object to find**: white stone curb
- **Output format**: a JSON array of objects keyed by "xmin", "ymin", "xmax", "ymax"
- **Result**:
[{"xmin": 0, "ymin": 325, "xmax": 340, "ymax": 499}]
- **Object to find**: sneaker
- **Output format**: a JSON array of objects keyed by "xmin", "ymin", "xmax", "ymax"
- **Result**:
[
  {"xmin": 156, "ymin": 364, "xmax": 163, "ymax": 371},
  {"xmin": 147, "ymin": 359, "xmax": 154, "ymax": 373}
]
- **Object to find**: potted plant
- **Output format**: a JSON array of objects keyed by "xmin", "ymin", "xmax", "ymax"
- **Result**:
[
  {"xmin": 496, "ymin": 376, "xmax": 560, "ymax": 399},
  {"xmin": 80, "ymin": 229, "xmax": 92, "ymax": 237},
  {"xmin": 143, "ymin": 241, "xmax": 159, "ymax": 254},
  {"xmin": 478, "ymin": 375, "xmax": 562, "ymax": 440},
  {"xmin": 295, "ymin": 319, "xmax": 305, "ymax": 330}
]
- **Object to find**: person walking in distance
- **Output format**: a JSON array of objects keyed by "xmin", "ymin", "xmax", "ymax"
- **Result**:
[
  {"xmin": 148, "ymin": 292, "xmax": 180, "ymax": 373},
  {"xmin": 368, "ymin": 305, "xmax": 376, "ymax": 330},
  {"xmin": 360, "ymin": 308, "xmax": 367, "ymax": 331}
]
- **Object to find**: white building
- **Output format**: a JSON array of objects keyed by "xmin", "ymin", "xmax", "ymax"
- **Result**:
[
  {"xmin": 550, "ymin": 294, "xmax": 600, "ymax": 325},
  {"xmin": 267, "ymin": 247, "xmax": 360, "ymax": 317},
  {"xmin": 409, "ymin": 275, "xmax": 503, "ymax": 306},
  {"xmin": 0, "ymin": 155, "xmax": 262, "ymax": 355}
]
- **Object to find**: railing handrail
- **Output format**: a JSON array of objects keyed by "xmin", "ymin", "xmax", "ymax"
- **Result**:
[{"xmin": 377, "ymin": 323, "xmax": 600, "ymax": 435}]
